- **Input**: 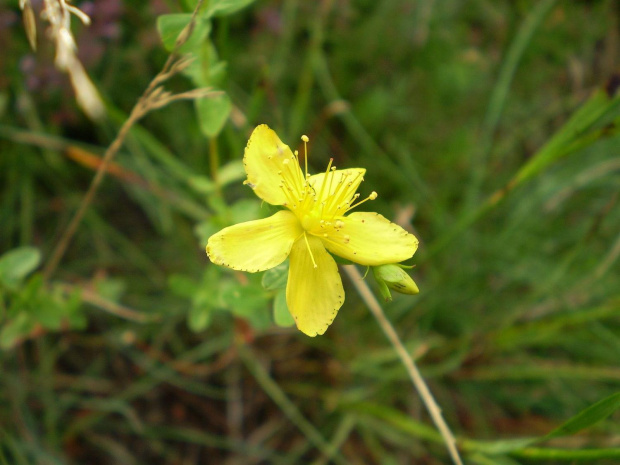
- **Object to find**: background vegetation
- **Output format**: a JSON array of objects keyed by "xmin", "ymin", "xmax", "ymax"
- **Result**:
[{"xmin": 1, "ymin": 0, "xmax": 620, "ymax": 463}]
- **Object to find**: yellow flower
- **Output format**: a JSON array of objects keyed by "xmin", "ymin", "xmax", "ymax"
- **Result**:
[{"xmin": 206, "ymin": 125, "xmax": 418, "ymax": 336}]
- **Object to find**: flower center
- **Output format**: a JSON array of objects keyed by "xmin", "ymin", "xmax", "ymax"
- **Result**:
[
  {"xmin": 301, "ymin": 211, "xmax": 321, "ymax": 232},
  {"xmin": 277, "ymin": 134, "xmax": 378, "ymax": 234}
]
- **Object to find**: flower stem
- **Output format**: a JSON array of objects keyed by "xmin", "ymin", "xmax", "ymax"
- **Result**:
[
  {"xmin": 209, "ymin": 136, "xmax": 220, "ymax": 191},
  {"xmin": 343, "ymin": 265, "xmax": 464, "ymax": 465}
]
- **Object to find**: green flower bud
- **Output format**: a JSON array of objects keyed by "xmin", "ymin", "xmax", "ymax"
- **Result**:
[{"xmin": 372, "ymin": 264, "xmax": 419, "ymax": 301}]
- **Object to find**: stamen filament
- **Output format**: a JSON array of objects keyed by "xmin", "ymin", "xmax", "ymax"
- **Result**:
[
  {"xmin": 324, "ymin": 166, "xmax": 337, "ymax": 210},
  {"xmin": 303, "ymin": 232, "xmax": 318, "ymax": 268},
  {"xmin": 346, "ymin": 191, "xmax": 377, "ymax": 212},
  {"xmin": 324, "ymin": 169, "xmax": 364, "ymax": 217},
  {"xmin": 277, "ymin": 154, "xmax": 306, "ymax": 210},
  {"xmin": 316, "ymin": 159, "xmax": 333, "ymax": 199}
]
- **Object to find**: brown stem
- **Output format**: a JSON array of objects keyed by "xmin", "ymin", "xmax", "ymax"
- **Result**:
[
  {"xmin": 343, "ymin": 265, "xmax": 464, "ymax": 465},
  {"xmin": 43, "ymin": 0, "xmax": 206, "ymax": 279}
]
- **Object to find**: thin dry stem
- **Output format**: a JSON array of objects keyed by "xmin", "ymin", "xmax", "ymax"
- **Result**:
[
  {"xmin": 60, "ymin": 284, "xmax": 158, "ymax": 323},
  {"xmin": 343, "ymin": 265, "xmax": 464, "ymax": 465},
  {"xmin": 43, "ymin": 0, "xmax": 207, "ymax": 279}
]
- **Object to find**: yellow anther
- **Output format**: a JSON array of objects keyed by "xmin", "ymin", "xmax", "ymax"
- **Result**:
[
  {"xmin": 347, "ymin": 191, "xmax": 378, "ymax": 212},
  {"xmin": 301, "ymin": 135, "xmax": 309, "ymax": 142},
  {"xmin": 335, "ymin": 220, "xmax": 345, "ymax": 229}
]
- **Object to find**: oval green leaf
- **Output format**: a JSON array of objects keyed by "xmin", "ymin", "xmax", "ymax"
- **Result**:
[
  {"xmin": 0, "ymin": 247, "xmax": 41, "ymax": 287},
  {"xmin": 195, "ymin": 92, "xmax": 232, "ymax": 138}
]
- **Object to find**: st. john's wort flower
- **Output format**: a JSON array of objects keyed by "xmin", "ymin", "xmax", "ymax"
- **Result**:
[{"xmin": 207, "ymin": 125, "xmax": 418, "ymax": 336}]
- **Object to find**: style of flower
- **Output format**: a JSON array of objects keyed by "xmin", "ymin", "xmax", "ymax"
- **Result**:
[{"xmin": 206, "ymin": 125, "xmax": 418, "ymax": 336}]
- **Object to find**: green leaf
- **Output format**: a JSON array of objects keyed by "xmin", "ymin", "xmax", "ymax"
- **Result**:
[
  {"xmin": 204, "ymin": 0, "xmax": 257, "ymax": 18},
  {"xmin": 513, "ymin": 88, "xmax": 620, "ymax": 186},
  {"xmin": 32, "ymin": 299, "xmax": 65, "ymax": 330},
  {"xmin": 345, "ymin": 401, "xmax": 441, "ymax": 443},
  {"xmin": 273, "ymin": 289, "xmax": 294, "ymax": 327},
  {"xmin": 544, "ymin": 392, "xmax": 620, "ymax": 440},
  {"xmin": 157, "ymin": 14, "xmax": 210, "ymax": 52},
  {"xmin": 469, "ymin": 453, "xmax": 524, "ymax": 465},
  {"xmin": 196, "ymin": 92, "xmax": 232, "ymax": 138},
  {"xmin": 65, "ymin": 288, "xmax": 86, "ymax": 329},
  {"xmin": 217, "ymin": 160, "xmax": 246, "ymax": 187},
  {"xmin": 0, "ymin": 312, "xmax": 33, "ymax": 349},
  {"xmin": 95, "ymin": 278, "xmax": 126, "ymax": 302},
  {"xmin": 221, "ymin": 281, "xmax": 271, "ymax": 330},
  {"xmin": 188, "ymin": 302, "xmax": 212, "ymax": 332},
  {"xmin": 230, "ymin": 199, "xmax": 263, "ymax": 224},
  {"xmin": 262, "ymin": 262, "xmax": 289, "ymax": 291},
  {"xmin": 188, "ymin": 175, "xmax": 216, "ymax": 195},
  {"xmin": 180, "ymin": 41, "xmax": 227, "ymax": 87},
  {"xmin": 468, "ymin": 392, "xmax": 620, "ymax": 457},
  {"xmin": 195, "ymin": 220, "xmax": 220, "ymax": 249},
  {"xmin": 511, "ymin": 447, "xmax": 620, "ymax": 461},
  {"xmin": 0, "ymin": 247, "xmax": 41, "ymax": 288},
  {"xmin": 222, "ymin": 283, "xmax": 268, "ymax": 315},
  {"xmin": 169, "ymin": 274, "xmax": 199, "ymax": 299}
]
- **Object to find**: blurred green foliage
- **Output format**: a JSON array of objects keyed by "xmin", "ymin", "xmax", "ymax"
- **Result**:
[{"xmin": 1, "ymin": 0, "xmax": 620, "ymax": 463}]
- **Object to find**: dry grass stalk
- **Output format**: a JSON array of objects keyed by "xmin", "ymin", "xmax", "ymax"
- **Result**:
[{"xmin": 43, "ymin": 0, "xmax": 212, "ymax": 279}]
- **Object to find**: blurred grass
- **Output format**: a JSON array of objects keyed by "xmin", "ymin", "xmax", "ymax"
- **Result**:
[{"xmin": 1, "ymin": 0, "xmax": 620, "ymax": 464}]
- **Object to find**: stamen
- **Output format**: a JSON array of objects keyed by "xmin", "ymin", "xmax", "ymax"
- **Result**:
[
  {"xmin": 303, "ymin": 232, "xmax": 318, "ymax": 268},
  {"xmin": 301, "ymin": 135, "xmax": 309, "ymax": 180},
  {"xmin": 325, "ymin": 166, "xmax": 337, "ymax": 205},
  {"xmin": 279, "ymin": 184, "xmax": 297, "ymax": 206},
  {"xmin": 316, "ymin": 158, "xmax": 334, "ymax": 203},
  {"xmin": 277, "ymin": 153, "xmax": 307, "ymax": 209},
  {"xmin": 347, "ymin": 191, "xmax": 378, "ymax": 212},
  {"xmin": 324, "ymin": 169, "xmax": 364, "ymax": 217}
]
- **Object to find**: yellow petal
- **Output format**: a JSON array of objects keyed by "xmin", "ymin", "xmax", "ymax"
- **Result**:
[
  {"xmin": 207, "ymin": 210, "xmax": 302, "ymax": 272},
  {"xmin": 243, "ymin": 124, "xmax": 305, "ymax": 205},
  {"xmin": 286, "ymin": 234, "xmax": 344, "ymax": 336},
  {"xmin": 308, "ymin": 168, "xmax": 366, "ymax": 205},
  {"xmin": 321, "ymin": 212, "xmax": 418, "ymax": 266}
]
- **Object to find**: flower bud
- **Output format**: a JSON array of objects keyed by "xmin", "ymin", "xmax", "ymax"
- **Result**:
[{"xmin": 372, "ymin": 264, "xmax": 419, "ymax": 301}]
